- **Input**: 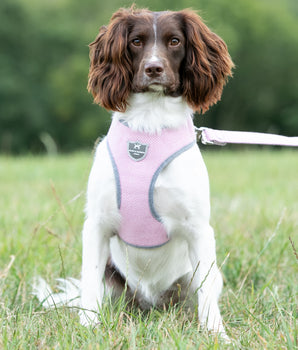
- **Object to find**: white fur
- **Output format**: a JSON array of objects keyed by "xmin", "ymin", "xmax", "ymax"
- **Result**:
[
  {"xmin": 33, "ymin": 92, "xmax": 227, "ymax": 338},
  {"xmin": 147, "ymin": 18, "xmax": 158, "ymax": 64},
  {"xmin": 115, "ymin": 93, "xmax": 193, "ymax": 134}
]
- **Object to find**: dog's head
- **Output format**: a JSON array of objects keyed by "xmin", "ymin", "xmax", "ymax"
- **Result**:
[{"xmin": 88, "ymin": 7, "xmax": 234, "ymax": 113}]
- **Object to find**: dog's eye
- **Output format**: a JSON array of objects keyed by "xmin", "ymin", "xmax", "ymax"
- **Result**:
[
  {"xmin": 169, "ymin": 38, "xmax": 180, "ymax": 47},
  {"xmin": 132, "ymin": 38, "xmax": 142, "ymax": 47}
]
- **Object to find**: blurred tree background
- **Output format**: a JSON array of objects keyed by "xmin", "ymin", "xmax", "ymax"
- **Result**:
[{"xmin": 0, "ymin": 0, "xmax": 297, "ymax": 153}]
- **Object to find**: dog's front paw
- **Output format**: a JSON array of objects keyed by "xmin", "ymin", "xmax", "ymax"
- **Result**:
[
  {"xmin": 202, "ymin": 322, "xmax": 230, "ymax": 342},
  {"xmin": 79, "ymin": 309, "xmax": 99, "ymax": 327},
  {"xmin": 200, "ymin": 320, "xmax": 230, "ymax": 343},
  {"xmin": 199, "ymin": 303, "xmax": 230, "ymax": 341},
  {"xmin": 218, "ymin": 330, "xmax": 231, "ymax": 343},
  {"xmin": 80, "ymin": 283, "xmax": 103, "ymax": 327}
]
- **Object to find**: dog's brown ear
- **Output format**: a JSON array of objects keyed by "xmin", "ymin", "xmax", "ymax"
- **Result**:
[
  {"xmin": 180, "ymin": 10, "xmax": 234, "ymax": 113},
  {"xmin": 88, "ymin": 10, "xmax": 133, "ymax": 112}
]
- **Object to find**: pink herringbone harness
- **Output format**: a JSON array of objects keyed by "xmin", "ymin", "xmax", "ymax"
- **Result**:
[{"xmin": 107, "ymin": 117, "xmax": 196, "ymax": 248}]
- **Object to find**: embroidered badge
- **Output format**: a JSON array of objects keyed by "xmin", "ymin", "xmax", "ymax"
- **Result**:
[{"xmin": 127, "ymin": 141, "xmax": 149, "ymax": 161}]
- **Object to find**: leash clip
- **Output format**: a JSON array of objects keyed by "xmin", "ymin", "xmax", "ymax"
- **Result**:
[
  {"xmin": 195, "ymin": 127, "xmax": 227, "ymax": 146},
  {"xmin": 194, "ymin": 126, "xmax": 203, "ymax": 141}
]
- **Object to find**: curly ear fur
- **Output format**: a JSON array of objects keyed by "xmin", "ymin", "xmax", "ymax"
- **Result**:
[
  {"xmin": 87, "ymin": 9, "xmax": 134, "ymax": 112},
  {"xmin": 180, "ymin": 10, "xmax": 234, "ymax": 113}
]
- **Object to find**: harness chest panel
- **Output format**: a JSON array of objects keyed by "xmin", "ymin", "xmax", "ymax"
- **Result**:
[{"xmin": 107, "ymin": 117, "xmax": 196, "ymax": 248}]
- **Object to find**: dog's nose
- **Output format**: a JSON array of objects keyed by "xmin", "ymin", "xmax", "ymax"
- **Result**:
[{"xmin": 145, "ymin": 62, "xmax": 164, "ymax": 78}]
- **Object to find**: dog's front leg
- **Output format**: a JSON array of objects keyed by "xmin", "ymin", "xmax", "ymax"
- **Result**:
[
  {"xmin": 188, "ymin": 225, "xmax": 227, "ymax": 338},
  {"xmin": 80, "ymin": 217, "xmax": 110, "ymax": 326}
]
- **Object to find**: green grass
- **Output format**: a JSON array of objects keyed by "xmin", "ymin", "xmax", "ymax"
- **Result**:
[{"xmin": 0, "ymin": 150, "xmax": 297, "ymax": 349}]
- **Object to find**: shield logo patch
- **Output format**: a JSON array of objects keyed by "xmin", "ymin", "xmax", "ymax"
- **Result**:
[{"xmin": 127, "ymin": 141, "xmax": 149, "ymax": 161}]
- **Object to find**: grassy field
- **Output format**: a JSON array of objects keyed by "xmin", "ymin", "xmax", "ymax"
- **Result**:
[{"xmin": 0, "ymin": 150, "xmax": 297, "ymax": 349}]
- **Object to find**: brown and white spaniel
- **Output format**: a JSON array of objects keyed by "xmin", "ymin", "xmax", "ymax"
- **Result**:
[{"xmin": 34, "ymin": 7, "xmax": 234, "ymax": 340}]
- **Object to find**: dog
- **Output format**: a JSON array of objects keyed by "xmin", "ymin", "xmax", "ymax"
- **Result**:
[{"xmin": 33, "ymin": 7, "xmax": 234, "ymax": 338}]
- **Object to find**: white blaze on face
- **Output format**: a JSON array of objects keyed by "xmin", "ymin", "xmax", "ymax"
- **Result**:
[
  {"xmin": 147, "ymin": 20, "xmax": 160, "ymax": 64},
  {"xmin": 145, "ymin": 15, "xmax": 165, "ymax": 92}
]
